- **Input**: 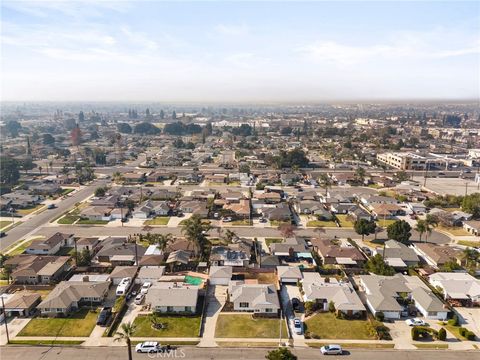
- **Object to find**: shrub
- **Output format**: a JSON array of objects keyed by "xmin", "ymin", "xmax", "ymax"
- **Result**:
[
  {"xmin": 448, "ymin": 314, "xmax": 459, "ymax": 326},
  {"xmin": 459, "ymin": 327, "xmax": 467, "ymax": 337},
  {"xmin": 466, "ymin": 331, "xmax": 476, "ymax": 341},
  {"xmin": 328, "ymin": 300, "xmax": 336, "ymax": 313},
  {"xmin": 375, "ymin": 311, "xmax": 385, "ymax": 322},
  {"xmin": 437, "ymin": 328, "xmax": 447, "ymax": 341},
  {"xmin": 411, "ymin": 327, "xmax": 420, "ymax": 340}
]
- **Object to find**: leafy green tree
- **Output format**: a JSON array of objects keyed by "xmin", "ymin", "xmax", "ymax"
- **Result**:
[
  {"xmin": 42, "ymin": 133, "xmax": 55, "ymax": 145},
  {"xmin": 117, "ymin": 123, "xmax": 132, "ymax": 134},
  {"xmin": 415, "ymin": 220, "xmax": 428, "ymax": 242},
  {"xmin": 355, "ymin": 167, "xmax": 366, "ymax": 184},
  {"xmin": 5, "ymin": 120, "xmax": 21, "ymax": 137},
  {"xmin": 239, "ymin": 164, "xmax": 250, "ymax": 174},
  {"xmin": 387, "ymin": 220, "xmax": 412, "ymax": 244},
  {"xmin": 94, "ymin": 187, "xmax": 106, "ymax": 197},
  {"xmin": 440, "ymin": 260, "xmax": 463, "ymax": 272},
  {"xmin": 115, "ymin": 322, "xmax": 137, "ymax": 360},
  {"xmin": 181, "ymin": 215, "xmax": 211, "ymax": 258},
  {"xmin": 318, "ymin": 174, "xmax": 332, "ymax": 197},
  {"xmin": 462, "ymin": 193, "xmax": 480, "ymax": 218},
  {"xmin": 0, "ymin": 157, "xmax": 20, "ymax": 185},
  {"xmin": 365, "ymin": 254, "xmax": 395, "ymax": 275},
  {"xmin": 266, "ymin": 347, "xmax": 297, "ymax": 360},
  {"xmin": 133, "ymin": 122, "xmax": 161, "ymax": 135},
  {"xmin": 354, "ymin": 219, "xmax": 377, "ymax": 241},
  {"xmin": 328, "ymin": 300, "xmax": 336, "ymax": 313}
]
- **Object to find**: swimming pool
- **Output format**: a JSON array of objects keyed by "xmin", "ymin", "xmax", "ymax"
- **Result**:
[{"xmin": 184, "ymin": 275, "xmax": 203, "ymax": 285}]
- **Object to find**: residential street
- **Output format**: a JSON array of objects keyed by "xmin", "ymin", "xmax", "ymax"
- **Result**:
[{"xmin": 1, "ymin": 346, "xmax": 478, "ymax": 360}]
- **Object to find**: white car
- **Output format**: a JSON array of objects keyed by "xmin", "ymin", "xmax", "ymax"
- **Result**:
[
  {"xmin": 293, "ymin": 318, "xmax": 303, "ymax": 335},
  {"xmin": 320, "ymin": 344, "xmax": 343, "ymax": 355},
  {"xmin": 222, "ymin": 216, "xmax": 233, "ymax": 222},
  {"xmin": 135, "ymin": 341, "xmax": 160, "ymax": 353},
  {"xmin": 405, "ymin": 318, "xmax": 426, "ymax": 326},
  {"xmin": 140, "ymin": 282, "xmax": 152, "ymax": 294},
  {"xmin": 134, "ymin": 293, "xmax": 145, "ymax": 305}
]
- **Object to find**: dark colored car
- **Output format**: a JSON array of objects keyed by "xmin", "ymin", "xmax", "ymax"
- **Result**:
[
  {"xmin": 47, "ymin": 204, "xmax": 56, "ymax": 209},
  {"xmin": 0, "ymin": 232, "xmax": 5, "ymax": 238},
  {"xmin": 291, "ymin": 297, "xmax": 300, "ymax": 310},
  {"xmin": 96, "ymin": 307, "xmax": 112, "ymax": 326}
]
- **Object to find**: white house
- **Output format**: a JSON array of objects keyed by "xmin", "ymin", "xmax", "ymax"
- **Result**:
[
  {"xmin": 228, "ymin": 281, "xmax": 280, "ymax": 314},
  {"xmin": 135, "ymin": 266, "xmax": 165, "ymax": 284},
  {"xmin": 277, "ymin": 266, "xmax": 303, "ymax": 284},
  {"xmin": 209, "ymin": 266, "xmax": 233, "ymax": 285},
  {"xmin": 429, "ymin": 272, "xmax": 480, "ymax": 305},
  {"xmin": 146, "ymin": 282, "xmax": 198, "ymax": 313}
]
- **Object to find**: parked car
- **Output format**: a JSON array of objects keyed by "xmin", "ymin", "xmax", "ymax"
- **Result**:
[
  {"xmin": 0, "ymin": 232, "xmax": 5, "ymax": 238},
  {"xmin": 222, "ymin": 216, "xmax": 233, "ymax": 222},
  {"xmin": 135, "ymin": 342, "xmax": 161, "ymax": 353},
  {"xmin": 140, "ymin": 282, "xmax": 152, "ymax": 294},
  {"xmin": 134, "ymin": 293, "xmax": 145, "ymax": 305},
  {"xmin": 293, "ymin": 318, "xmax": 303, "ymax": 335},
  {"xmin": 405, "ymin": 318, "xmax": 426, "ymax": 326},
  {"xmin": 259, "ymin": 217, "xmax": 267, "ymax": 223},
  {"xmin": 320, "ymin": 344, "xmax": 343, "ymax": 355},
  {"xmin": 291, "ymin": 298, "xmax": 300, "ymax": 310},
  {"xmin": 47, "ymin": 204, "xmax": 56, "ymax": 209},
  {"xmin": 361, "ymin": 247, "xmax": 372, "ymax": 256},
  {"xmin": 96, "ymin": 307, "xmax": 112, "ymax": 326}
]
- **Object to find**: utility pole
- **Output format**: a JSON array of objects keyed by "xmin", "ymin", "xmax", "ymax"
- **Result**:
[{"xmin": 1, "ymin": 296, "xmax": 10, "ymax": 344}]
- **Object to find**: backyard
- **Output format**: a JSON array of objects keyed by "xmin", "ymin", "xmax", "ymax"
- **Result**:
[
  {"xmin": 304, "ymin": 312, "xmax": 377, "ymax": 340},
  {"xmin": 215, "ymin": 314, "xmax": 287, "ymax": 338},
  {"xmin": 132, "ymin": 315, "xmax": 201, "ymax": 337},
  {"xmin": 18, "ymin": 309, "xmax": 98, "ymax": 337},
  {"xmin": 144, "ymin": 217, "xmax": 171, "ymax": 226}
]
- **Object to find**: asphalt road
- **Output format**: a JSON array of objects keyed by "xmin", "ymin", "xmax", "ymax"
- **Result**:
[
  {"xmin": 0, "ymin": 179, "xmax": 108, "ymax": 252},
  {"xmin": 0, "ymin": 346, "xmax": 475, "ymax": 360},
  {"xmin": 33, "ymin": 224, "xmax": 450, "ymax": 245}
]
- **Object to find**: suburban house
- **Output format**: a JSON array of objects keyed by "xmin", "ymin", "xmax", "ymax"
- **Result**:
[
  {"xmin": 80, "ymin": 206, "xmax": 113, "ymax": 221},
  {"xmin": 209, "ymin": 266, "xmax": 233, "ymax": 285},
  {"xmin": 228, "ymin": 281, "xmax": 280, "ymax": 314},
  {"xmin": 270, "ymin": 237, "xmax": 309, "ymax": 258},
  {"xmin": 260, "ymin": 255, "xmax": 281, "ymax": 269},
  {"xmin": 146, "ymin": 282, "xmax": 199, "ymax": 313},
  {"xmin": 301, "ymin": 272, "xmax": 365, "ymax": 316},
  {"xmin": 223, "ymin": 199, "xmax": 251, "ymax": 219},
  {"xmin": 210, "ymin": 245, "xmax": 250, "ymax": 267},
  {"xmin": 76, "ymin": 237, "xmax": 101, "ymax": 253},
  {"xmin": 369, "ymin": 204, "xmax": 404, "ymax": 220},
  {"xmin": 463, "ymin": 220, "xmax": 480, "ymax": 236},
  {"xmin": 276, "ymin": 266, "xmax": 303, "ymax": 283},
  {"xmin": 0, "ymin": 291, "xmax": 41, "ymax": 317},
  {"xmin": 359, "ymin": 274, "xmax": 449, "ymax": 320},
  {"xmin": 429, "ymin": 272, "xmax": 480, "ymax": 306},
  {"xmin": 261, "ymin": 204, "xmax": 292, "ymax": 222},
  {"xmin": 37, "ymin": 280, "xmax": 110, "ymax": 316},
  {"xmin": 178, "ymin": 200, "xmax": 209, "ymax": 217},
  {"xmin": 312, "ymin": 238, "xmax": 366, "ymax": 267},
  {"xmin": 135, "ymin": 266, "xmax": 166, "ymax": 284},
  {"xmin": 95, "ymin": 237, "xmax": 146, "ymax": 264},
  {"xmin": 0, "ymin": 190, "xmax": 43, "ymax": 209},
  {"xmin": 295, "ymin": 201, "xmax": 333, "ymax": 220},
  {"xmin": 25, "ymin": 232, "xmax": 74, "ymax": 255},
  {"xmin": 377, "ymin": 240, "xmax": 419, "ymax": 269},
  {"xmin": 109, "ymin": 266, "xmax": 138, "ymax": 285},
  {"xmin": 6, "ymin": 255, "xmax": 71, "ymax": 284},
  {"xmin": 413, "ymin": 243, "xmax": 465, "ymax": 268}
]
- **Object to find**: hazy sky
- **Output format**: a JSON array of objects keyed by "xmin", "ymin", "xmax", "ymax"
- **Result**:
[{"xmin": 1, "ymin": 0, "xmax": 479, "ymax": 102}]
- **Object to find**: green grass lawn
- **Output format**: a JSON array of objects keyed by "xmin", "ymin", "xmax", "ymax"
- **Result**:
[
  {"xmin": 376, "ymin": 219, "xmax": 397, "ymax": 228},
  {"xmin": 0, "ymin": 221, "xmax": 12, "ymax": 229},
  {"xmin": 8, "ymin": 240, "xmax": 33, "ymax": 256},
  {"xmin": 58, "ymin": 215, "xmax": 80, "ymax": 224},
  {"xmin": 179, "ymin": 219, "xmax": 211, "ymax": 225},
  {"xmin": 457, "ymin": 240, "xmax": 480, "ymax": 247},
  {"xmin": 144, "ymin": 217, "xmax": 170, "ymax": 226},
  {"xmin": 17, "ymin": 204, "xmax": 45, "ymax": 216},
  {"xmin": 305, "ymin": 312, "xmax": 376, "ymax": 340},
  {"xmin": 335, "ymin": 215, "xmax": 354, "ymax": 228},
  {"xmin": 438, "ymin": 225, "xmax": 470, "ymax": 236},
  {"xmin": 76, "ymin": 219, "xmax": 109, "ymax": 225},
  {"xmin": 307, "ymin": 220, "xmax": 337, "ymax": 227},
  {"xmin": 270, "ymin": 220, "xmax": 291, "ymax": 227},
  {"xmin": 61, "ymin": 188, "xmax": 75, "ymax": 196},
  {"xmin": 18, "ymin": 309, "xmax": 98, "ymax": 337},
  {"xmin": 414, "ymin": 344, "xmax": 448, "ymax": 349},
  {"xmin": 132, "ymin": 315, "xmax": 201, "ymax": 337},
  {"xmin": 231, "ymin": 219, "xmax": 251, "ymax": 226},
  {"xmin": 265, "ymin": 238, "xmax": 283, "ymax": 248},
  {"xmin": 215, "ymin": 314, "xmax": 287, "ymax": 338}
]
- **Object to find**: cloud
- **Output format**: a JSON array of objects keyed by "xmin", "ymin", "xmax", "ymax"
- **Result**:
[{"xmin": 214, "ymin": 23, "xmax": 249, "ymax": 36}]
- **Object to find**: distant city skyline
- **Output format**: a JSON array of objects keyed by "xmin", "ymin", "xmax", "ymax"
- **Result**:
[{"xmin": 1, "ymin": 0, "xmax": 479, "ymax": 102}]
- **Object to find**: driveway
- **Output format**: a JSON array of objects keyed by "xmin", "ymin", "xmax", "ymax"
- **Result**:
[
  {"xmin": 0, "ymin": 317, "xmax": 30, "ymax": 345},
  {"xmin": 167, "ymin": 213, "xmax": 191, "ymax": 227},
  {"xmin": 455, "ymin": 307, "xmax": 480, "ymax": 336},
  {"xmin": 199, "ymin": 285, "xmax": 227, "ymax": 347},
  {"xmin": 280, "ymin": 285, "xmax": 305, "ymax": 343}
]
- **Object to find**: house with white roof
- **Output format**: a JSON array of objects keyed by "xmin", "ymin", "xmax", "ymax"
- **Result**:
[
  {"xmin": 429, "ymin": 272, "xmax": 480, "ymax": 306},
  {"xmin": 228, "ymin": 281, "xmax": 280, "ymax": 314}
]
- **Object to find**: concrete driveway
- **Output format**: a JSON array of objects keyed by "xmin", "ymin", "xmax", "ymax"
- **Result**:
[
  {"xmin": 199, "ymin": 285, "xmax": 227, "ymax": 347},
  {"xmin": 0, "ymin": 317, "xmax": 31, "ymax": 345},
  {"xmin": 456, "ymin": 307, "xmax": 480, "ymax": 336},
  {"xmin": 280, "ymin": 285, "xmax": 305, "ymax": 344}
]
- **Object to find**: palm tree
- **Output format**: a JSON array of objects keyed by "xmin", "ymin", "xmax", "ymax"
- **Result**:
[
  {"xmin": 113, "ymin": 171, "xmax": 124, "ymax": 184},
  {"xmin": 318, "ymin": 174, "xmax": 331, "ymax": 198},
  {"xmin": 115, "ymin": 322, "xmax": 137, "ymax": 360},
  {"xmin": 415, "ymin": 220, "xmax": 427, "ymax": 242},
  {"xmin": 424, "ymin": 214, "xmax": 438, "ymax": 242},
  {"xmin": 156, "ymin": 233, "xmax": 173, "ymax": 252},
  {"xmin": 224, "ymin": 229, "xmax": 237, "ymax": 243},
  {"xmin": 181, "ymin": 215, "xmax": 211, "ymax": 259}
]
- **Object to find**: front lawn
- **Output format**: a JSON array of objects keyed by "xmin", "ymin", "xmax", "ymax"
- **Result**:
[
  {"xmin": 457, "ymin": 240, "xmax": 480, "ymax": 248},
  {"xmin": 76, "ymin": 219, "xmax": 109, "ymax": 225},
  {"xmin": 335, "ymin": 215, "xmax": 354, "ymax": 228},
  {"xmin": 307, "ymin": 220, "xmax": 337, "ymax": 227},
  {"xmin": 132, "ymin": 315, "xmax": 201, "ymax": 337},
  {"xmin": 376, "ymin": 219, "xmax": 397, "ymax": 228},
  {"xmin": 231, "ymin": 219, "xmax": 251, "ymax": 226},
  {"xmin": 144, "ymin": 217, "xmax": 170, "ymax": 226},
  {"xmin": 8, "ymin": 240, "xmax": 33, "ymax": 256},
  {"xmin": 265, "ymin": 238, "xmax": 283, "ymax": 248},
  {"xmin": 270, "ymin": 220, "xmax": 291, "ymax": 227},
  {"xmin": 215, "ymin": 314, "xmax": 287, "ymax": 338},
  {"xmin": 17, "ymin": 204, "xmax": 45, "ymax": 216},
  {"xmin": 61, "ymin": 188, "xmax": 75, "ymax": 196},
  {"xmin": 58, "ymin": 215, "xmax": 80, "ymax": 224},
  {"xmin": 18, "ymin": 309, "xmax": 98, "ymax": 337},
  {"xmin": 0, "ymin": 221, "xmax": 12, "ymax": 229},
  {"xmin": 437, "ymin": 225, "xmax": 470, "ymax": 236},
  {"xmin": 305, "ymin": 312, "xmax": 376, "ymax": 340}
]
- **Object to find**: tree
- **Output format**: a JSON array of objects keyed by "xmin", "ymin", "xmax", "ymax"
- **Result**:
[
  {"xmin": 387, "ymin": 220, "xmax": 412, "ymax": 244},
  {"xmin": 224, "ymin": 229, "xmax": 237, "ymax": 243},
  {"xmin": 71, "ymin": 124, "xmax": 82, "ymax": 146},
  {"xmin": 278, "ymin": 224, "xmax": 296, "ymax": 238},
  {"xmin": 95, "ymin": 187, "xmax": 106, "ymax": 197},
  {"xmin": 415, "ymin": 220, "xmax": 429, "ymax": 242},
  {"xmin": 113, "ymin": 171, "xmax": 124, "ymax": 184},
  {"xmin": 115, "ymin": 322, "xmax": 137, "ymax": 360},
  {"xmin": 365, "ymin": 254, "xmax": 395, "ymax": 275},
  {"xmin": 78, "ymin": 111, "xmax": 85, "ymax": 123},
  {"xmin": 5, "ymin": 120, "xmax": 21, "ymax": 137},
  {"xmin": 160, "ymin": 109, "xmax": 165, "ymax": 119},
  {"xmin": 438, "ymin": 327, "xmax": 447, "ymax": 341},
  {"xmin": 462, "ymin": 193, "xmax": 480, "ymax": 218},
  {"xmin": 0, "ymin": 157, "xmax": 20, "ymax": 185},
  {"xmin": 440, "ymin": 260, "xmax": 463, "ymax": 272},
  {"xmin": 239, "ymin": 164, "xmax": 250, "ymax": 174},
  {"xmin": 394, "ymin": 171, "xmax": 409, "ymax": 182},
  {"xmin": 354, "ymin": 219, "xmax": 376, "ymax": 241},
  {"xmin": 42, "ymin": 133, "xmax": 55, "ymax": 145},
  {"xmin": 265, "ymin": 347, "xmax": 297, "ymax": 360},
  {"xmin": 355, "ymin": 167, "xmax": 366, "ymax": 184},
  {"xmin": 146, "ymin": 233, "xmax": 173, "ymax": 252},
  {"xmin": 172, "ymin": 110, "xmax": 177, "ymax": 119},
  {"xmin": 117, "ymin": 123, "xmax": 132, "ymax": 134},
  {"xmin": 318, "ymin": 174, "xmax": 332, "ymax": 197},
  {"xmin": 18, "ymin": 157, "xmax": 36, "ymax": 173},
  {"xmin": 133, "ymin": 122, "xmax": 161, "ymax": 135},
  {"xmin": 328, "ymin": 300, "xmax": 336, "ymax": 313},
  {"xmin": 463, "ymin": 247, "xmax": 479, "ymax": 269},
  {"xmin": 181, "ymin": 215, "xmax": 211, "ymax": 258}
]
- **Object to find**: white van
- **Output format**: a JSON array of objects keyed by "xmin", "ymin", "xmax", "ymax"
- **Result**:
[{"xmin": 116, "ymin": 277, "xmax": 131, "ymax": 296}]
